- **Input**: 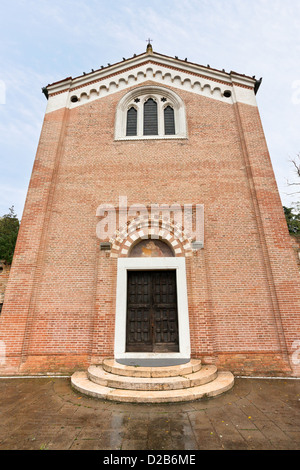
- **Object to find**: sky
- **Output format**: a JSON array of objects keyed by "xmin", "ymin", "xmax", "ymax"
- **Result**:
[{"xmin": 0, "ymin": 0, "xmax": 299, "ymax": 219}]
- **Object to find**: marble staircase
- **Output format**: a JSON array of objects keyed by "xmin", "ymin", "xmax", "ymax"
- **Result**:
[{"xmin": 71, "ymin": 358, "xmax": 234, "ymax": 403}]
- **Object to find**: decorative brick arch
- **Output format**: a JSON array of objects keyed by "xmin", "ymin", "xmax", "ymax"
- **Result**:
[
  {"xmin": 113, "ymin": 215, "xmax": 192, "ymax": 365},
  {"xmin": 109, "ymin": 214, "xmax": 193, "ymax": 258}
]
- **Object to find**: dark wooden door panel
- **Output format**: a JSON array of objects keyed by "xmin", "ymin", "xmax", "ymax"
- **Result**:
[
  {"xmin": 127, "ymin": 307, "xmax": 152, "ymax": 352},
  {"xmin": 126, "ymin": 270, "xmax": 179, "ymax": 352}
]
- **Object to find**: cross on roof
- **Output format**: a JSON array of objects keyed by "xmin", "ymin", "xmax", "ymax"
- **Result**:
[{"xmin": 146, "ymin": 38, "xmax": 153, "ymax": 53}]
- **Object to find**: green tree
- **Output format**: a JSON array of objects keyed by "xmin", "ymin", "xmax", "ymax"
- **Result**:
[
  {"xmin": 286, "ymin": 153, "xmax": 300, "ymax": 197},
  {"xmin": 283, "ymin": 205, "xmax": 300, "ymax": 236},
  {"xmin": 0, "ymin": 206, "xmax": 20, "ymax": 264}
]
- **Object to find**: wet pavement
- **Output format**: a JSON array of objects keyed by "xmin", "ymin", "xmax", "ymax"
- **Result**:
[{"xmin": 0, "ymin": 376, "xmax": 299, "ymax": 450}]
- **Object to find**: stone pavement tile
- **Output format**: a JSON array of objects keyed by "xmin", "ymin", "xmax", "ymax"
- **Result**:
[
  {"xmin": 285, "ymin": 431, "xmax": 300, "ymax": 447},
  {"xmin": 19, "ymin": 404, "xmax": 63, "ymax": 421},
  {"xmin": 0, "ymin": 422, "xmax": 63, "ymax": 450},
  {"xmin": 2, "ymin": 380, "xmax": 52, "ymax": 407},
  {"xmin": 127, "ymin": 407, "xmax": 150, "ymax": 415},
  {"xmin": 67, "ymin": 406, "xmax": 113, "ymax": 421},
  {"xmin": 0, "ymin": 377, "xmax": 299, "ymax": 451},
  {"xmin": 76, "ymin": 425, "xmax": 108, "ymax": 440},
  {"xmin": 124, "ymin": 424, "xmax": 148, "ymax": 441},
  {"xmin": 47, "ymin": 425, "xmax": 89, "ymax": 450},
  {"xmin": 167, "ymin": 411, "xmax": 191, "ymax": 420},
  {"xmin": 0, "ymin": 415, "xmax": 45, "ymax": 442},
  {"xmin": 232, "ymin": 399, "xmax": 271, "ymax": 422},
  {"xmin": 254, "ymin": 418, "xmax": 295, "ymax": 442},
  {"xmin": 6, "ymin": 422, "xmax": 60, "ymax": 441},
  {"xmin": 192, "ymin": 427, "xmax": 223, "ymax": 450},
  {"xmin": 250, "ymin": 380, "xmax": 299, "ymax": 411},
  {"xmin": 187, "ymin": 411, "xmax": 213, "ymax": 429},
  {"xmin": 250, "ymin": 421, "xmax": 299, "ymax": 450},
  {"xmin": 7, "ymin": 410, "xmax": 47, "ymax": 427},
  {"xmin": 268, "ymin": 414, "xmax": 300, "ymax": 433},
  {"xmin": 238, "ymin": 429, "xmax": 276, "ymax": 450},
  {"xmin": 147, "ymin": 425, "xmax": 171, "ymax": 447},
  {"xmin": 147, "ymin": 435, "xmax": 174, "ymax": 451},
  {"xmin": 170, "ymin": 436, "xmax": 199, "ymax": 450},
  {"xmin": 0, "ymin": 393, "xmax": 22, "ymax": 410},
  {"xmin": 168, "ymin": 419, "xmax": 193, "ymax": 438},
  {"xmin": 0, "ymin": 424, "xmax": 15, "ymax": 443},
  {"xmin": 127, "ymin": 414, "xmax": 150, "ymax": 426},
  {"xmin": 218, "ymin": 437, "xmax": 249, "ymax": 451},
  {"xmin": 0, "ymin": 417, "xmax": 24, "ymax": 438},
  {"xmin": 192, "ymin": 411, "xmax": 249, "ymax": 451},
  {"xmin": 220, "ymin": 403, "xmax": 258, "ymax": 430},
  {"xmin": 70, "ymin": 430, "xmax": 124, "ymax": 450},
  {"xmin": 70, "ymin": 439, "xmax": 118, "ymax": 450},
  {"xmin": 141, "ymin": 403, "xmax": 191, "ymax": 413},
  {"xmin": 49, "ymin": 403, "xmax": 80, "ymax": 422},
  {"xmin": 271, "ymin": 439, "xmax": 299, "ymax": 450},
  {"xmin": 148, "ymin": 416, "xmax": 172, "ymax": 434},
  {"xmin": 207, "ymin": 418, "xmax": 249, "ymax": 450},
  {"xmin": 0, "ymin": 436, "xmax": 45, "ymax": 450},
  {"xmin": 121, "ymin": 439, "xmax": 148, "ymax": 450},
  {"xmin": 92, "ymin": 413, "xmax": 130, "ymax": 431},
  {"xmin": 63, "ymin": 406, "xmax": 110, "ymax": 427}
]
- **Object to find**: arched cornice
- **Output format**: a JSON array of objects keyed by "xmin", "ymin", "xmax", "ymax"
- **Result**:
[
  {"xmin": 45, "ymin": 60, "xmax": 258, "ymax": 114},
  {"xmin": 109, "ymin": 214, "xmax": 193, "ymax": 258}
]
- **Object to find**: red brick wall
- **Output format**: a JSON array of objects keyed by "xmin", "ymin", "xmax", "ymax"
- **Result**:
[
  {"xmin": 290, "ymin": 235, "xmax": 300, "ymax": 270},
  {"xmin": 0, "ymin": 81, "xmax": 299, "ymax": 376},
  {"xmin": 0, "ymin": 261, "xmax": 11, "ymax": 305}
]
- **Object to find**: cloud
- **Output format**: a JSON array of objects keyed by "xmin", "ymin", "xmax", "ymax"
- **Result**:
[
  {"xmin": 0, "ymin": 0, "xmax": 299, "ymax": 217},
  {"xmin": 0, "ymin": 183, "xmax": 27, "ymax": 219}
]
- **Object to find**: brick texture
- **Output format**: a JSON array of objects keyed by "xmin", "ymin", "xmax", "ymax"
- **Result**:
[
  {"xmin": 0, "ymin": 80, "xmax": 299, "ymax": 376},
  {"xmin": 0, "ymin": 262, "xmax": 11, "ymax": 305}
]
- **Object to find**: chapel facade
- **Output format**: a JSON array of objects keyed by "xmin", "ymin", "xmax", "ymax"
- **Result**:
[{"xmin": 0, "ymin": 44, "xmax": 299, "ymax": 380}]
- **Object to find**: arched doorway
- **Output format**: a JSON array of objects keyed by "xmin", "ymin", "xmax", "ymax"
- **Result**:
[
  {"xmin": 126, "ymin": 269, "xmax": 179, "ymax": 353},
  {"xmin": 114, "ymin": 239, "xmax": 191, "ymax": 366},
  {"xmin": 127, "ymin": 239, "xmax": 178, "ymax": 352}
]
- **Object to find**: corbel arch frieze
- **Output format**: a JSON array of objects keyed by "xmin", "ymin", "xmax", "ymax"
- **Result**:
[
  {"xmin": 109, "ymin": 215, "xmax": 193, "ymax": 258},
  {"xmin": 66, "ymin": 64, "xmax": 234, "ymax": 109}
]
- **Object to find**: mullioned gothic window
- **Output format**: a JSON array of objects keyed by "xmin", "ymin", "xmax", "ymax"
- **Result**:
[
  {"xmin": 126, "ymin": 97, "xmax": 174, "ymax": 137},
  {"xmin": 143, "ymin": 98, "xmax": 158, "ymax": 136},
  {"xmin": 164, "ymin": 106, "xmax": 175, "ymax": 135},
  {"xmin": 116, "ymin": 86, "xmax": 187, "ymax": 140},
  {"xmin": 126, "ymin": 107, "xmax": 138, "ymax": 136}
]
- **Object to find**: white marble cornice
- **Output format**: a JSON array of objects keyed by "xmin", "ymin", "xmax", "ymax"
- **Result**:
[{"xmin": 45, "ymin": 52, "xmax": 258, "ymax": 113}]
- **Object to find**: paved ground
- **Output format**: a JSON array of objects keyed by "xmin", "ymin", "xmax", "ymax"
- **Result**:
[{"xmin": 0, "ymin": 376, "xmax": 299, "ymax": 450}]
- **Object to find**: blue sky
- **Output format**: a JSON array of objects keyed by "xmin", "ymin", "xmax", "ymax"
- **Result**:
[{"xmin": 1, "ymin": 0, "xmax": 299, "ymax": 218}]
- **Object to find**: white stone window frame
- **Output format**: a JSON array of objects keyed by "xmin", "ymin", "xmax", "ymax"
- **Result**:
[
  {"xmin": 114, "ymin": 257, "xmax": 191, "ymax": 366},
  {"xmin": 115, "ymin": 85, "xmax": 187, "ymax": 141}
]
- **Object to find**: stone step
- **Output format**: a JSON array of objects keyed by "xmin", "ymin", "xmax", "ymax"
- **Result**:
[
  {"xmin": 71, "ymin": 370, "xmax": 235, "ymax": 403},
  {"xmin": 101, "ymin": 358, "xmax": 202, "ymax": 378},
  {"xmin": 88, "ymin": 364, "xmax": 217, "ymax": 391}
]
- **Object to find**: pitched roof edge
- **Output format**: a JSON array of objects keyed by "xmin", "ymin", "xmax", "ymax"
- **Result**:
[{"xmin": 43, "ymin": 50, "xmax": 259, "ymax": 98}]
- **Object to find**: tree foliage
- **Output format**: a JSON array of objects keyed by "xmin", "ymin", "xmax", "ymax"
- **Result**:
[
  {"xmin": 286, "ymin": 153, "xmax": 300, "ymax": 196},
  {"xmin": 0, "ymin": 206, "xmax": 20, "ymax": 264},
  {"xmin": 284, "ymin": 152, "xmax": 300, "ymax": 236},
  {"xmin": 283, "ymin": 205, "xmax": 300, "ymax": 236}
]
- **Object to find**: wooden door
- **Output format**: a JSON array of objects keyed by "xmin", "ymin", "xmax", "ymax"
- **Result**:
[{"xmin": 126, "ymin": 270, "xmax": 179, "ymax": 352}]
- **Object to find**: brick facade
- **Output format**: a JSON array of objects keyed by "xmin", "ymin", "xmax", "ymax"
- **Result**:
[
  {"xmin": 0, "ymin": 261, "xmax": 10, "ymax": 307},
  {"xmin": 0, "ymin": 50, "xmax": 299, "ymax": 376}
]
